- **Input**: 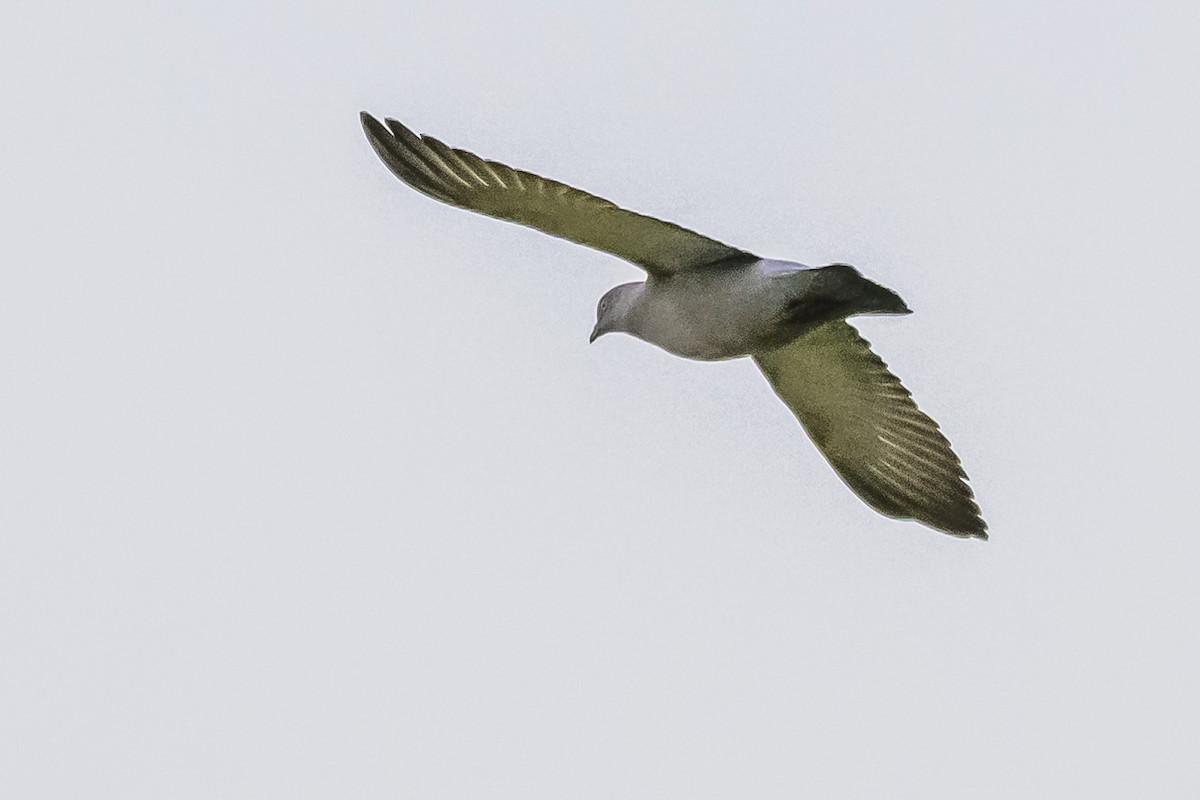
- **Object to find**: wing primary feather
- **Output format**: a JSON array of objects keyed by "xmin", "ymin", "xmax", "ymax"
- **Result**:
[
  {"xmin": 379, "ymin": 119, "xmax": 462, "ymax": 192},
  {"xmin": 412, "ymin": 138, "xmax": 476, "ymax": 189},
  {"xmin": 864, "ymin": 464, "xmax": 923, "ymax": 509},
  {"xmin": 876, "ymin": 434, "xmax": 968, "ymax": 481},
  {"xmin": 875, "ymin": 457, "xmax": 960, "ymax": 503},
  {"xmin": 362, "ymin": 115, "xmax": 459, "ymax": 198},
  {"xmin": 421, "ymin": 136, "xmax": 487, "ymax": 186}
]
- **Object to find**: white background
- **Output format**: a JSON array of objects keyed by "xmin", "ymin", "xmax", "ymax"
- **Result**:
[{"xmin": 2, "ymin": 1, "xmax": 1197, "ymax": 796}]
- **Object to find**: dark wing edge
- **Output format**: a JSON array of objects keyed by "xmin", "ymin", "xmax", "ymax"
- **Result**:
[{"xmin": 360, "ymin": 112, "xmax": 754, "ymax": 276}]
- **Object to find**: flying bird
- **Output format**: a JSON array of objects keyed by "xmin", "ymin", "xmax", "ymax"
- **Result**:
[{"xmin": 360, "ymin": 112, "xmax": 986, "ymax": 538}]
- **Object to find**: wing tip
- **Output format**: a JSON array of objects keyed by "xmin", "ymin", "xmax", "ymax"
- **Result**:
[
  {"xmin": 945, "ymin": 521, "xmax": 989, "ymax": 540},
  {"xmin": 925, "ymin": 506, "xmax": 988, "ymax": 539},
  {"xmin": 360, "ymin": 110, "xmax": 385, "ymax": 136},
  {"xmin": 359, "ymin": 111, "xmax": 420, "ymax": 149}
]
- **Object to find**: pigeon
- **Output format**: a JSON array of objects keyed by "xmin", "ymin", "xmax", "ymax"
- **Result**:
[{"xmin": 360, "ymin": 113, "xmax": 986, "ymax": 539}]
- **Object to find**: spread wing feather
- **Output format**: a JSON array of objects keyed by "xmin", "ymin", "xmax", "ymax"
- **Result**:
[
  {"xmin": 754, "ymin": 321, "xmax": 985, "ymax": 538},
  {"xmin": 361, "ymin": 113, "xmax": 753, "ymax": 276}
]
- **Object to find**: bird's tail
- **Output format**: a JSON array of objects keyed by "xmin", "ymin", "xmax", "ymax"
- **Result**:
[{"xmin": 817, "ymin": 264, "xmax": 911, "ymax": 316}]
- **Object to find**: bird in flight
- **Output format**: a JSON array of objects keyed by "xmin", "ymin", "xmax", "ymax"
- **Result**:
[{"xmin": 360, "ymin": 113, "xmax": 985, "ymax": 538}]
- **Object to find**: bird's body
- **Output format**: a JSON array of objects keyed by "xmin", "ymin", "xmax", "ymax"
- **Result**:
[
  {"xmin": 627, "ymin": 259, "xmax": 910, "ymax": 360},
  {"xmin": 360, "ymin": 113, "xmax": 987, "ymax": 538}
]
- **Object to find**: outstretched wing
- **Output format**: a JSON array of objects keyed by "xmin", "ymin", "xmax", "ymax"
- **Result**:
[
  {"xmin": 361, "ymin": 113, "xmax": 754, "ymax": 277},
  {"xmin": 754, "ymin": 321, "xmax": 985, "ymax": 538}
]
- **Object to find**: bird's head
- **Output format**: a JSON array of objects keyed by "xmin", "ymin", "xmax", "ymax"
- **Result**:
[{"xmin": 589, "ymin": 282, "xmax": 642, "ymax": 343}]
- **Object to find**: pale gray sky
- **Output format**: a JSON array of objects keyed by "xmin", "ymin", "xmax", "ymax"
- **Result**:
[{"xmin": 2, "ymin": 1, "xmax": 1198, "ymax": 797}]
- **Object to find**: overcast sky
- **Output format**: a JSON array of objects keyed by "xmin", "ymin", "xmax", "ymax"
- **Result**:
[{"xmin": 2, "ymin": 1, "xmax": 1198, "ymax": 797}]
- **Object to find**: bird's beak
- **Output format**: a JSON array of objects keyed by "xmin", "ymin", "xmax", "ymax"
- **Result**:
[{"xmin": 588, "ymin": 324, "xmax": 601, "ymax": 344}]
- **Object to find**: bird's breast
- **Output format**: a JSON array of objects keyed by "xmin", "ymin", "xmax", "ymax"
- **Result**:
[{"xmin": 634, "ymin": 268, "xmax": 789, "ymax": 361}]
